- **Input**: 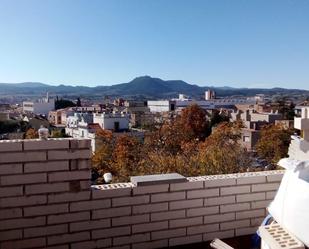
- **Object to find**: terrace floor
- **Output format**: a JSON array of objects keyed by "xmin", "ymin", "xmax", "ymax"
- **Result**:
[{"xmin": 165, "ymin": 235, "xmax": 253, "ymax": 249}]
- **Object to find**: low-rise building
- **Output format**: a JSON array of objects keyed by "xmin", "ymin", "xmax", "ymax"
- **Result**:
[
  {"xmin": 231, "ymin": 109, "xmax": 283, "ymax": 151},
  {"xmin": 93, "ymin": 112, "xmax": 129, "ymax": 131},
  {"xmin": 147, "ymin": 97, "xmax": 257, "ymax": 113},
  {"xmin": 66, "ymin": 113, "xmax": 93, "ymax": 129},
  {"xmin": 70, "ymin": 105, "xmax": 103, "ymax": 113},
  {"xmin": 275, "ymin": 119, "xmax": 294, "ymax": 129},
  {"xmin": 123, "ymin": 101, "xmax": 154, "ymax": 128},
  {"xmin": 48, "ymin": 108, "xmax": 74, "ymax": 126},
  {"xmin": 147, "ymin": 100, "xmax": 176, "ymax": 113},
  {"xmin": 0, "ymin": 112, "xmax": 9, "ymax": 121},
  {"xmin": 68, "ymin": 120, "xmax": 102, "ymax": 152},
  {"xmin": 23, "ymin": 93, "xmax": 55, "ymax": 116}
]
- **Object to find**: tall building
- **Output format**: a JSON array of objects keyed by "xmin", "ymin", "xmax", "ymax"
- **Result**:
[{"xmin": 205, "ymin": 89, "xmax": 216, "ymax": 100}]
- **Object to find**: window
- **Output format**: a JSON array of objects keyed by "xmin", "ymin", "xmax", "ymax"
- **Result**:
[
  {"xmin": 243, "ymin": 136, "xmax": 250, "ymax": 142},
  {"xmin": 114, "ymin": 121, "xmax": 120, "ymax": 131}
]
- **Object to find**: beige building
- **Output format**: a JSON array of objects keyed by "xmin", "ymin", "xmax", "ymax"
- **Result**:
[
  {"xmin": 231, "ymin": 109, "xmax": 283, "ymax": 151},
  {"xmin": 48, "ymin": 108, "xmax": 73, "ymax": 126},
  {"xmin": 0, "ymin": 112, "xmax": 9, "ymax": 121}
]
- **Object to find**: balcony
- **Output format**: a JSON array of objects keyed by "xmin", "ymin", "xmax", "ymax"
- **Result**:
[{"xmin": 0, "ymin": 138, "xmax": 284, "ymax": 249}]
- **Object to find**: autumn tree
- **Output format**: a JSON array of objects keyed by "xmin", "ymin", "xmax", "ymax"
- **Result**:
[
  {"xmin": 256, "ymin": 124, "xmax": 293, "ymax": 164},
  {"xmin": 91, "ymin": 129, "xmax": 114, "ymax": 182},
  {"xmin": 177, "ymin": 104, "xmax": 209, "ymax": 141},
  {"xmin": 24, "ymin": 128, "xmax": 38, "ymax": 139},
  {"xmin": 150, "ymin": 119, "xmax": 184, "ymax": 155},
  {"xmin": 144, "ymin": 104, "xmax": 209, "ymax": 155},
  {"xmin": 112, "ymin": 134, "xmax": 142, "ymax": 181},
  {"xmin": 197, "ymin": 121, "xmax": 251, "ymax": 175},
  {"xmin": 91, "ymin": 105, "xmax": 254, "ymax": 183}
]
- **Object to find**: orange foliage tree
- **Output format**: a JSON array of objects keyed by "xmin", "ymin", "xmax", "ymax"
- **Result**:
[
  {"xmin": 112, "ymin": 135, "xmax": 142, "ymax": 182},
  {"xmin": 92, "ymin": 105, "xmax": 252, "ymax": 183},
  {"xmin": 256, "ymin": 124, "xmax": 293, "ymax": 164},
  {"xmin": 177, "ymin": 104, "xmax": 210, "ymax": 141},
  {"xmin": 197, "ymin": 121, "xmax": 250, "ymax": 175},
  {"xmin": 24, "ymin": 128, "xmax": 38, "ymax": 139},
  {"xmin": 91, "ymin": 129, "xmax": 114, "ymax": 180}
]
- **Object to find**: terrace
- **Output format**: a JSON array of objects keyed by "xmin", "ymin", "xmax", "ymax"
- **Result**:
[
  {"xmin": 2, "ymin": 107, "xmax": 309, "ymax": 249},
  {"xmin": 0, "ymin": 137, "xmax": 285, "ymax": 249}
]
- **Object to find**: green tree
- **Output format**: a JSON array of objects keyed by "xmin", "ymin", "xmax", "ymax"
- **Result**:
[
  {"xmin": 210, "ymin": 109, "xmax": 229, "ymax": 128},
  {"xmin": 55, "ymin": 98, "xmax": 76, "ymax": 110},
  {"xmin": 0, "ymin": 121, "xmax": 16, "ymax": 133},
  {"xmin": 51, "ymin": 129, "xmax": 69, "ymax": 138},
  {"xmin": 272, "ymin": 97, "xmax": 295, "ymax": 120}
]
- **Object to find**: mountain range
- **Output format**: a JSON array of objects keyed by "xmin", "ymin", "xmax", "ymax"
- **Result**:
[{"xmin": 0, "ymin": 76, "xmax": 308, "ymax": 100}]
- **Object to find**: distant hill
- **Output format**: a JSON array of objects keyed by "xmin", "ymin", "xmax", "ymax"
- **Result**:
[{"xmin": 0, "ymin": 76, "xmax": 308, "ymax": 100}]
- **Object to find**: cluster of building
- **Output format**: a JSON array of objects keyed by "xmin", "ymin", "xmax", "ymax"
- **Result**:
[{"xmin": 1, "ymin": 90, "xmax": 307, "ymax": 156}]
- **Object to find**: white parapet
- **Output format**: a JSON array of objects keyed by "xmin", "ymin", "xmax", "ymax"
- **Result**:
[
  {"xmin": 295, "ymin": 107, "xmax": 309, "ymax": 141},
  {"xmin": 288, "ymin": 107, "xmax": 309, "ymax": 160}
]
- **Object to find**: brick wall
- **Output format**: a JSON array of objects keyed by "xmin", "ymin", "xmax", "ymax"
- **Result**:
[{"xmin": 0, "ymin": 139, "xmax": 284, "ymax": 249}]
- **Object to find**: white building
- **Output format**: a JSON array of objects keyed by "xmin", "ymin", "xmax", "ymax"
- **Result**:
[
  {"xmin": 66, "ymin": 113, "xmax": 93, "ymax": 129},
  {"xmin": 23, "ymin": 93, "xmax": 55, "ymax": 116},
  {"xmin": 93, "ymin": 112, "xmax": 129, "ymax": 131},
  {"xmin": 289, "ymin": 107, "xmax": 309, "ymax": 160},
  {"xmin": 147, "ymin": 98, "xmax": 256, "ymax": 113},
  {"xmin": 68, "ymin": 120, "xmax": 101, "ymax": 152},
  {"xmin": 147, "ymin": 100, "xmax": 176, "ymax": 113}
]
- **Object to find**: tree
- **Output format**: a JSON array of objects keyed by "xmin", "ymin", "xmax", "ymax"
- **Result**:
[
  {"xmin": 90, "ymin": 106, "xmax": 254, "ymax": 183},
  {"xmin": 51, "ymin": 129, "xmax": 69, "ymax": 138},
  {"xmin": 91, "ymin": 130, "xmax": 114, "ymax": 182},
  {"xmin": 55, "ymin": 98, "xmax": 76, "ymax": 110},
  {"xmin": 272, "ymin": 97, "xmax": 295, "ymax": 120},
  {"xmin": 0, "ymin": 120, "xmax": 19, "ymax": 134},
  {"xmin": 177, "ymin": 104, "xmax": 209, "ymax": 141},
  {"xmin": 24, "ymin": 128, "xmax": 38, "ymax": 139},
  {"xmin": 76, "ymin": 98, "xmax": 82, "ymax": 107},
  {"xmin": 209, "ymin": 109, "xmax": 229, "ymax": 128},
  {"xmin": 256, "ymin": 124, "xmax": 293, "ymax": 164},
  {"xmin": 197, "ymin": 121, "xmax": 251, "ymax": 175},
  {"xmin": 112, "ymin": 135, "xmax": 142, "ymax": 182}
]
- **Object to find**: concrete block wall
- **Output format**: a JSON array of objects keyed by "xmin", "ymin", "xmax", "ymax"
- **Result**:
[{"xmin": 0, "ymin": 139, "xmax": 284, "ymax": 249}]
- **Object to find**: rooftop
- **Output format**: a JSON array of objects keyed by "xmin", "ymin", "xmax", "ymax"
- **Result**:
[{"xmin": 0, "ymin": 138, "xmax": 284, "ymax": 249}]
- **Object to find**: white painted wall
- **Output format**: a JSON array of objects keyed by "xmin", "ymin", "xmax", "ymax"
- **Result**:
[
  {"xmin": 147, "ymin": 100, "xmax": 172, "ymax": 113},
  {"xmin": 93, "ymin": 113, "xmax": 129, "ymax": 130},
  {"xmin": 23, "ymin": 99, "xmax": 55, "ymax": 116}
]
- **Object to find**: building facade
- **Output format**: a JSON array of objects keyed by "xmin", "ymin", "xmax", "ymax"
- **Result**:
[
  {"xmin": 93, "ymin": 113, "xmax": 129, "ymax": 131},
  {"xmin": 23, "ymin": 93, "xmax": 55, "ymax": 116}
]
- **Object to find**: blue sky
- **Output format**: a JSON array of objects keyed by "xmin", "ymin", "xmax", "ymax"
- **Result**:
[{"xmin": 0, "ymin": 0, "xmax": 308, "ymax": 89}]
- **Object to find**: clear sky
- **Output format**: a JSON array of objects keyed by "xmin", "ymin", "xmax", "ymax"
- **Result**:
[{"xmin": 0, "ymin": 0, "xmax": 308, "ymax": 89}]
